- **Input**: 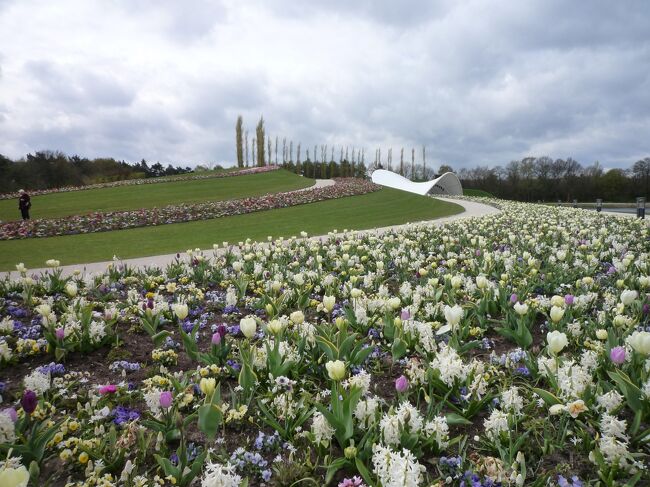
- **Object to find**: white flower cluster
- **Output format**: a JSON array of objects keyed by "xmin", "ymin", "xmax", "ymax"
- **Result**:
[
  {"xmin": 201, "ymin": 460, "xmax": 242, "ymax": 487},
  {"xmin": 372, "ymin": 443, "xmax": 425, "ymax": 487},
  {"xmin": 380, "ymin": 402, "xmax": 449, "ymax": 449}
]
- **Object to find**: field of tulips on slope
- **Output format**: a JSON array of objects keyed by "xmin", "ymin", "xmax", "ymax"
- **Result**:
[{"xmin": 0, "ymin": 199, "xmax": 649, "ymax": 486}]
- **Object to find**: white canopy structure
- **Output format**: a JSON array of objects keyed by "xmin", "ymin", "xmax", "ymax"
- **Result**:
[{"xmin": 371, "ymin": 169, "xmax": 463, "ymax": 196}]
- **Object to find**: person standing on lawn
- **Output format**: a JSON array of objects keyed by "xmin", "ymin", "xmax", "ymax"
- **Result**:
[{"xmin": 18, "ymin": 189, "xmax": 31, "ymax": 220}]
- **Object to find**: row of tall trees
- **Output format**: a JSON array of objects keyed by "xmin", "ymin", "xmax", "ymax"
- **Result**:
[
  {"xmin": 0, "ymin": 151, "xmax": 192, "ymax": 193},
  {"xmin": 458, "ymin": 156, "xmax": 650, "ymax": 202},
  {"xmin": 235, "ymin": 116, "xmax": 444, "ymax": 181}
]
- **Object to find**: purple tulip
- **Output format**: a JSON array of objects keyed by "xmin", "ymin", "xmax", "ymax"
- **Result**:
[
  {"xmin": 610, "ymin": 346, "xmax": 626, "ymax": 365},
  {"xmin": 475, "ymin": 249, "xmax": 482, "ymax": 256},
  {"xmin": 400, "ymin": 309, "xmax": 411, "ymax": 321},
  {"xmin": 564, "ymin": 294, "xmax": 574, "ymax": 306},
  {"xmin": 21, "ymin": 390, "xmax": 38, "ymax": 414},
  {"xmin": 55, "ymin": 327, "xmax": 65, "ymax": 340},
  {"xmin": 643, "ymin": 304, "xmax": 650, "ymax": 315},
  {"xmin": 211, "ymin": 332, "xmax": 222, "ymax": 345},
  {"xmin": 510, "ymin": 293, "xmax": 518, "ymax": 304},
  {"xmin": 395, "ymin": 375, "xmax": 409, "ymax": 393},
  {"xmin": 2, "ymin": 408, "xmax": 17, "ymax": 422},
  {"xmin": 216, "ymin": 324, "xmax": 227, "ymax": 338},
  {"xmin": 159, "ymin": 391, "xmax": 173, "ymax": 409}
]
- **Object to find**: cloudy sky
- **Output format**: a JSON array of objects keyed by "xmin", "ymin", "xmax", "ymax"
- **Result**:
[{"xmin": 0, "ymin": 0, "xmax": 648, "ymax": 169}]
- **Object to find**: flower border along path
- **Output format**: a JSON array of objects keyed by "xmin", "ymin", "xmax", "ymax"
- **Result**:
[
  {"xmin": 0, "ymin": 196, "xmax": 498, "ymax": 279},
  {"xmin": 0, "ymin": 165, "xmax": 280, "ymax": 200},
  {"xmin": 0, "ymin": 178, "xmax": 376, "ymax": 240}
]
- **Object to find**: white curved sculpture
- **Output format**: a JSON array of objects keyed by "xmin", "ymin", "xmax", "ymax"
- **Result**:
[{"xmin": 371, "ymin": 169, "xmax": 463, "ymax": 196}]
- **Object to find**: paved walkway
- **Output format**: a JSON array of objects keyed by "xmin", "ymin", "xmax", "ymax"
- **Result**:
[{"xmin": 0, "ymin": 195, "xmax": 499, "ymax": 279}]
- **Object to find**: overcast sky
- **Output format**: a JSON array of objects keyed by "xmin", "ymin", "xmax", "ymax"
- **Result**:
[{"xmin": 0, "ymin": 0, "xmax": 648, "ymax": 169}]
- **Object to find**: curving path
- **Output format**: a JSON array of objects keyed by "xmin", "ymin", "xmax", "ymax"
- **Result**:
[{"xmin": 0, "ymin": 194, "xmax": 497, "ymax": 279}]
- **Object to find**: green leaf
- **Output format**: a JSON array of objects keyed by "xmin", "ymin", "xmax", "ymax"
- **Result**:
[
  {"xmin": 445, "ymin": 412, "xmax": 473, "ymax": 426},
  {"xmin": 532, "ymin": 388, "xmax": 562, "ymax": 406},
  {"xmin": 355, "ymin": 457, "xmax": 375, "ymax": 487}
]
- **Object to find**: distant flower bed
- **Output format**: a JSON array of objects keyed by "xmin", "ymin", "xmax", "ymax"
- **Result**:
[
  {"xmin": 0, "ymin": 178, "xmax": 380, "ymax": 240},
  {"xmin": 0, "ymin": 165, "xmax": 281, "ymax": 200}
]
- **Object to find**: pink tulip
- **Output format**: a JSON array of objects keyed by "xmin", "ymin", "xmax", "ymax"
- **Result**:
[
  {"xmin": 211, "ymin": 332, "xmax": 222, "ymax": 345},
  {"xmin": 55, "ymin": 327, "xmax": 65, "ymax": 340},
  {"xmin": 159, "ymin": 391, "xmax": 173, "ymax": 409},
  {"xmin": 395, "ymin": 375, "xmax": 409, "ymax": 393},
  {"xmin": 610, "ymin": 346, "xmax": 626, "ymax": 365},
  {"xmin": 400, "ymin": 309, "xmax": 411, "ymax": 321}
]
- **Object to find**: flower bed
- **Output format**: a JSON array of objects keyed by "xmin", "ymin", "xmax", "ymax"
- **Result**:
[
  {"xmin": 0, "ymin": 200, "xmax": 649, "ymax": 485},
  {"xmin": 0, "ymin": 178, "xmax": 380, "ymax": 240},
  {"xmin": 0, "ymin": 165, "xmax": 281, "ymax": 200}
]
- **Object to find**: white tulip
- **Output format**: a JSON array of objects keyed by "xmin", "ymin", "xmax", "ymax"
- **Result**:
[
  {"xmin": 325, "ymin": 360, "xmax": 346, "ymax": 381},
  {"xmin": 65, "ymin": 282, "xmax": 78, "ymax": 297},
  {"xmin": 627, "ymin": 331, "xmax": 650, "ymax": 355},
  {"xmin": 290, "ymin": 310, "xmax": 305, "ymax": 324},
  {"xmin": 450, "ymin": 276, "xmax": 462, "ymax": 289},
  {"xmin": 547, "ymin": 330, "xmax": 568, "ymax": 355},
  {"xmin": 513, "ymin": 302, "xmax": 528, "ymax": 316},
  {"xmin": 443, "ymin": 304, "xmax": 464, "ymax": 328},
  {"xmin": 172, "ymin": 302, "xmax": 188, "ymax": 320},
  {"xmin": 476, "ymin": 275, "xmax": 488, "ymax": 290},
  {"xmin": 620, "ymin": 290, "xmax": 638, "ymax": 306},
  {"xmin": 322, "ymin": 295, "xmax": 336, "ymax": 313},
  {"xmin": 240, "ymin": 316, "xmax": 257, "ymax": 338},
  {"xmin": 549, "ymin": 306, "xmax": 565, "ymax": 323}
]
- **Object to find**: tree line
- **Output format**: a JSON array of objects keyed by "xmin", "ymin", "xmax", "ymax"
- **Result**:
[
  {"xmin": 0, "ymin": 151, "xmax": 192, "ymax": 193},
  {"xmin": 457, "ymin": 157, "xmax": 650, "ymax": 202}
]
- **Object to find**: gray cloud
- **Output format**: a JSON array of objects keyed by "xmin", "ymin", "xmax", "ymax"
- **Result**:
[{"xmin": 0, "ymin": 0, "xmax": 648, "ymax": 169}]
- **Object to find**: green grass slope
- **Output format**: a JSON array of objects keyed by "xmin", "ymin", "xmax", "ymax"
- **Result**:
[
  {"xmin": 0, "ymin": 170, "xmax": 312, "ymax": 221},
  {"xmin": 0, "ymin": 189, "xmax": 463, "ymax": 270}
]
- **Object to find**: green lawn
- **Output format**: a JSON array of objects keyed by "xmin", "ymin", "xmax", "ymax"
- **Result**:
[
  {"xmin": 0, "ymin": 189, "xmax": 463, "ymax": 270},
  {"xmin": 0, "ymin": 170, "xmax": 312, "ymax": 221}
]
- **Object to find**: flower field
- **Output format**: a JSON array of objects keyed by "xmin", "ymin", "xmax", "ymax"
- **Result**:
[
  {"xmin": 0, "ymin": 179, "xmax": 379, "ymax": 240},
  {"xmin": 0, "ymin": 199, "xmax": 649, "ymax": 486}
]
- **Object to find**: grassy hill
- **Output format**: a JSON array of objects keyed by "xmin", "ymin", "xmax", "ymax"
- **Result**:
[
  {"xmin": 0, "ymin": 169, "xmax": 312, "ymax": 221},
  {"xmin": 0, "ymin": 189, "xmax": 463, "ymax": 269}
]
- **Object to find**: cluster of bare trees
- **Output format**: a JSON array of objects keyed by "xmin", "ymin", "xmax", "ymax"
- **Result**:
[{"xmin": 458, "ymin": 157, "xmax": 650, "ymax": 202}]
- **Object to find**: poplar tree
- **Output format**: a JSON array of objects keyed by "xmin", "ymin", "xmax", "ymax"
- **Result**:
[
  {"xmin": 267, "ymin": 137, "xmax": 272, "ymax": 166},
  {"xmin": 255, "ymin": 116, "xmax": 265, "ymax": 166},
  {"xmin": 422, "ymin": 146, "xmax": 426, "ymax": 179},
  {"xmin": 235, "ymin": 115, "xmax": 244, "ymax": 167},
  {"xmin": 289, "ymin": 141, "xmax": 293, "ymax": 163},
  {"xmin": 283, "ymin": 138, "xmax": 287, "ymax": 164},
  {"xmin": 400, "ymin": 147, "xmax": 404, "ymax": 175},
  {"xmin": 411, "ymin": 148, "xmax": 415, "ymax": 180},
  {"xmin": 245, "ymin": 131, "xmax": 249, "ymax": 167},
  {"xmin": 275, "ymin": 136, "xmax": 279, "ymax": 164},
  {"xmin": 296, "ymin": 143, "xmax": 301, "ymax": 174},
  {"xmin": 252, "ymin": 137, "xmax": 256, "ymax": 166}
]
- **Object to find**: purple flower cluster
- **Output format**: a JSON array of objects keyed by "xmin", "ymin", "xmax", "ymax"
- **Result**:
[
  {"xmin": 109, "ymin": 360, "xmax": 141, "ymax": 373},
  {"xmin": 112, "ymin": 406, "xmax": 141, "ymax": 426},
  {"xmin": 0, "ymin": 178, "xmax": 380, "ymax": 240},
  {"xmin": 37, "ymin": 362, "xmax": 66, "ymax": 376}
]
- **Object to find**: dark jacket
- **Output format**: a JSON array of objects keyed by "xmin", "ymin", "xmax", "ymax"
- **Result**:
[{"xmin": 19, "ymin": 193, "xmax": 31, "ymax": 210}]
